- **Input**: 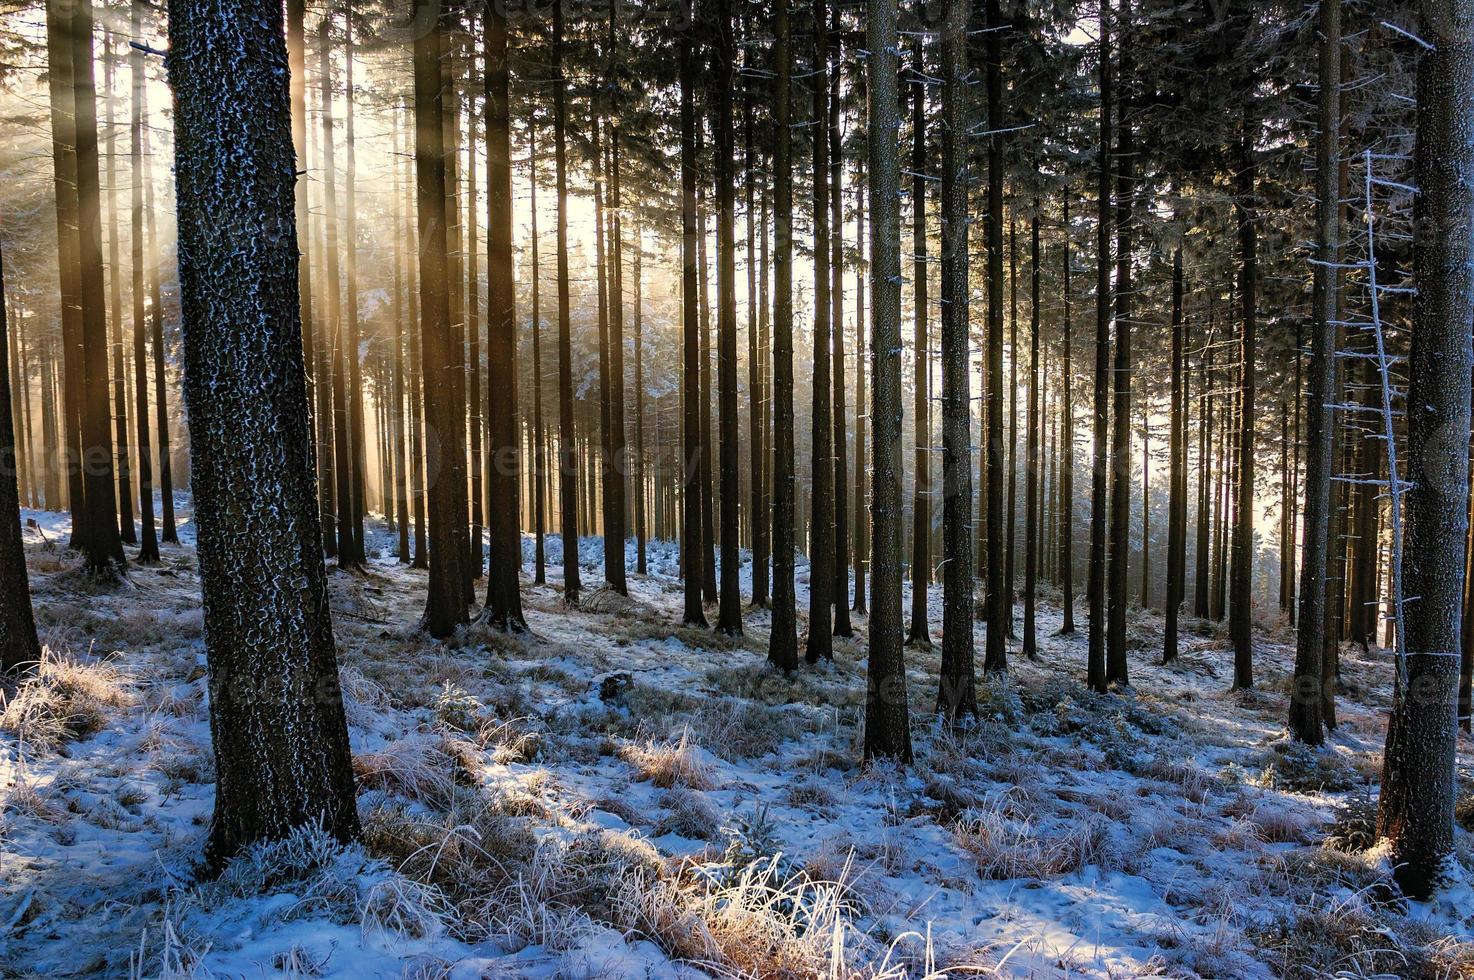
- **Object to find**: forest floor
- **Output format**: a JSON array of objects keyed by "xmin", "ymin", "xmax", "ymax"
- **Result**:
[{"xmin": 3, "ymin": 503, "xmax": 1474, "ymax": 978}]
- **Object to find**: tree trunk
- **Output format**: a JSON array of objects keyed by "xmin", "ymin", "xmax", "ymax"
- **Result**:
[
  {"xmin": 853, "ymin": 153, "xmax": 868, "ymax": 614},
  {"xmin": 1087, "ymin": 0, "xmax": 1111, "ymax": 694},
  {"xmin": 680, "ymin": 8, "xmax": 707, "ymax": 628},
  {"xmin": 1230, "ymin": 107, "xmax": 1257, "ymax": 691},
  {"xmin": 864, "ymin": 0, "xmax": 912, "ymax": 761},
  {"xmin": 103, "ymin": 40, "xmax": 136, "ymax": 546},
  {"xmin": 715, "ymin": 0, "xmax": 742, "ymax": 634},
  {"xmin": 1375, "ymin": 0, "xmax": 1473, "ymax": 900},
  {"xmin": 552, "ymin": 0, "xmax": 581, "ymax": 601},
  {"xmin": 529, "ymin": 129, "xmax": 547, "ymax": 585},
  {"xmin": 72, "ymin": 0, "xmax": 125, "ymax": 573},
  {"xmin": 830, "ymin": 19, "xmax": 853, "ymax": 639},
  {"xmin": 1295, "ymin": 0, "xmax": 1344, "ymax": 725},
  {"xmin": 165, "ymin": 0, "xmax": 359, "ymax": 862},
  {"xmin": 130, "ymin": 1, "xmax": 158, "ymax": 563},
  {"xmin": 0, "ymin": 245, "xmax": 40, "ymax": 674},
  {"xmin": 768, "ymin": 0, "xmax": 798, "ymax": 668},
  {"xmin": 936, "ymin": 0, "xmax": 975, "ymax": 720},
  {"xmin": 983, "ymin": 0, "xmax": 1008, "ymax": 676},
  {"xmin": 1105, "ymin": 0, "xmax": 1132, "ymax": 686},
  {"xmin": 806, "ymin": 0, "xmax": 834, "ymax": 662},
  {"xmin": 1059, "ymin": 193, "xmax": 1076, "ymax": 634},
  {"xmin": 483, "ymin": 0, "xmax": 525, "ymax": 630},
  {"xmin": 1163, "ymin": 219, "xmax": 1185, "ymax": 660},
  {"xmin": 906, "ymin": 38, "xmax": 931, "ymax": 649},
  {"xmin": 1023, "ymin": 210, "xmax": 1041, "ymax": 659},
  {"xmin": 415, "ymin": 0, "xmax": 471, "ymax": 635}
]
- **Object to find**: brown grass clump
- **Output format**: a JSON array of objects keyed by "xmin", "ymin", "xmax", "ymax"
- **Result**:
[
  {"xmin": 0, "ymin": 649, "xmax": 133, "ymax": 750},
  {"xmin": 619, "ymin": 727, "xmax": 714, "ymax": 790},
  {"xmin": 953, "ymin": 802, "xmax": 1115, "ymax": 881},
  {"xmin": 655, "ymin": 786, "xmax": 721, "ymax": 840}
]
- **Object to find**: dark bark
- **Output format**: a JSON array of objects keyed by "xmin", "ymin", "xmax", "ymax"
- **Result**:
[
  {"xmin": 1105, "ymin": 0, "xmax": 1132, "ymax": 686},
  {"xmin": 529, "ymin": 128, "xmax": 547, "ymax": 585},
  {"xmin": 715, "ymin": 0, "xmax": 742, "ymax": 635},
  {"xmin": 0, "ymin": 244, "xmax": 40, "ymax": 674},
  {"xmin": 1059, "ymin": 193, "xmax": 1076, "ymax": 634},
  {"xmin": 552, "ymin": 0, "xmax": 581, "ymax": 601},
  {"xmin": 864, "ymin": 0, "xmax": 911, "ymax": 761},
  {"xmin": 1164, "ymin": 217, "xmax": 1186, "ymax": 661},
  {"xmin": 983, "ymin": 0, "xmax": 1008, "ymax": 676},
  {"xmin": 830, "ymin": 17, "xmax": 852, "ymax": 639},
  {"xmin": 165, "ymin": 0, "xmax": 359, "ymax": 862},
  {"xmin": 1023, "ymin": 211, "xmax": 1041, "ymax": 659},
  {"xmin": 1230, "ymin": 108, "xmax": 1257, "ymax": 691},
  {"xmin": 483, "ymin": 1, "xmax": 525, "ymax": 630},
  {"xmin": 680, "ymin": 9, "xmax": 707, "ymax": 628},
  {"xmin": 806, "ymin": 0, "xmax": 834, "ymax": 662},
  {"xmin": 936, "ymin": 0, "xmax": 974, "ymax": 720},
  {"xmin": 768, "ymin": 0, "xmax": 798, "ymax": 669},
  {"xmin": 130, "ymin": 1, "xmax": 158, "ymax": 563},
  {"xmin": 103, "ymin": 40, "xmax": 135, "ymax": 546},
  {"xmin": 1087, "ymin": 0, "xmax": 1112, "ymax": 694},
  {"xmin": 73, "ymin": 0, "xmax": 124, "ymax": 573},
  {"xmin": 415, "ymin": 0, "xmax": 471, "ymax": 635},
  {"xmin": 906, "ymin": 38, "xmax": 931, "ymax": 649},
  {"xmin": 1375, "ymin": 0, "xmax": 1473, "ymax": 900},
  {"xmin": 853, "ymin": 154, "xmax": 869, "ymax": 614}
]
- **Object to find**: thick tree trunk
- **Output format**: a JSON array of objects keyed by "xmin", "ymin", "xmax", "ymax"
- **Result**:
[
  {"xmin": 907, "ymin": 39, "xmax": 931, "ymax": 650},
  {"xmin": 482, "ymin": 2, "xmax": 525, "ymax": 630},
  {"xmin": 715, "ymin": 0, "xmax": 742, "ymax": 634},
  {"xmin": 0, "ymin": 245, "xmax": 40, "ymax": 674},
  {"xmin": 830, "ymin": 21, "xmax": 853, "ymax": 639},
  {"xmin": 1105, "ymin": 0, "xmax": 1132, "ymax": 686},
  {"xmin": 936, "ymin": 0, "xmax": 975, "ymax": 720},
  {"xmin": 680, "ymin": 10, "xmax": 707, "ymax": 628},
  {"xmin": 1087, "ymin": 1, "xmax": 1112, "ymax": 693},
  {"xmin": 864, "ymin": 0, "xmax": 911, "ymax": 761},
  {"xmin": 552, "ymin": 0, "xmax": 581, "ymax": 601},
  {"xmin": 414, "ymin": 0, "xmax": 471, "ymax": 635},
  {"xmin": 983, "ymin": 0, "xmax": 1008, "ymax": 676},
  {"xmin": 165, "ymin": 0, "xmax": 359, "ymax": 863},
  {"xmin": 768, "ymin": 0, "xmax": 798, "ymax": 668},
  {"xmin": 72, "ymin": 0, "xmax": 125, "ymax": 573},
  {"xmin": 1376, "ymin": 0, "xmax": 1474, "ymax": 900},
  {"xmin": 1290, "ymin": 0, "xmax": 1339, "ymax": 726},
  {"xmin": 806, "ymin": 0, "xmax": 834, "ymax": 661}
]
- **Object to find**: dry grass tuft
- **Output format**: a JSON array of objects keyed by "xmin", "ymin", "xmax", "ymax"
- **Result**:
[
  {"xmin": 656, "ymin": 786, "xmax": 721, "ymax": 840},
  {"xmin": 0, "ymin": 648, "xmax": 133, "ymax": 750},
  {"xmin": 619, "ymin": 727, "xmax": 714, "ymax": 790},
  {"xmin": 954, "ymin": 800, "xmax": 1115, "ymax": 881}
]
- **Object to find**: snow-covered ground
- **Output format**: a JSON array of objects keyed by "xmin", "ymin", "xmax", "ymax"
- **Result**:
[{"xmin": 2, "ymin": 501, "xmax": 1473, "ymax": 978}]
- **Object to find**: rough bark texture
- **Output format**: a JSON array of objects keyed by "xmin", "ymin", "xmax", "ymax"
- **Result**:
[
  {"xmin": 552, "ymin": 0, "xmax": 581, "ymax": 601},
  {"xmin": 414, "ymin": 0, "xmax": 470, "ymax": 636},
  {"xmin": 907, "ymin": 39, "xmax": 930, "ymax": 649},
  {"xmin": 130, "ymin": 0, "xmax": 159, "ymax": 564},
  {"xmin": 863, "ymin": 0, "xmax": 912, "ymax": 762},
  {"xmin": 714, "ymin": 0, "xmax": 742, "ymax": 635},
  {"xmin": 1059, "ymin": 193, "xmax": 1075, "ymax": 635},
  {"xmin": 165, "ymin": 0, "xmax": 359, "ymax": 863},
  {"xmin": 1105, "ymin": 0, "xmax": 1132, "ymax": 687},
  {"xmin": 936, "ymin": 0, "xmax": 975, "ymax": 721},
  {"xmin": 1023, "ymin": 212, "xmax": 1040, "ymax": 659},
  {"xmin": 1230, "ymin": 108, "xmax": 1257, "ymax": 691},
  {"xmin": 768, "ymin": 0, "xmax": 798, "ymax": 670},
  {"xmin": 983, "ymin": 0, "xmax": 1008, "ymax": 676},
  {"xmin": 830, "ymin": 23, "xmax": 852, "ymax": 639},
  {"xmin": 483, "ymin": 3, "xmax": 525, "ymax": 631},
  {"xmin": 806, "ymin": 0, "xmax": 834, "ymax": 663},
  {"xmin": 679, "ymin": 12, "xmax": 706, "ymax": 629},
  {"xmin": 1376, "ymin": 0, "xmax": 1474, "ymax": 901},
  {"xmin": 1290, "ymin": 0, "xmax": 1339, "ymax": 743},
  {"xmin": 1087, "ymin": 0, "xmax": 1112, "ymax": 693},
  {"xmin": 0, "ymin": 244, "xmax": 40, "ymax": 675}
]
